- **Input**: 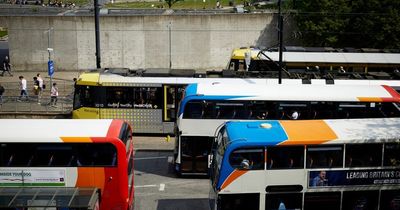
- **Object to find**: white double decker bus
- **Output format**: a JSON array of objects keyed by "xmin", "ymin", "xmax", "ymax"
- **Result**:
[
  {"xmin": 210, "ymin": 119, "xmax": 400, "ymax": 210},
  {"xmin": 174, "ymin": 83, "xmax": 400, "ymax": 175}
]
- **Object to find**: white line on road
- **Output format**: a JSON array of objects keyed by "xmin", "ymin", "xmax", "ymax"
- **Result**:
[
  {"xmin": 134, "ymin": 156, "xmax": 168, "ymax": 160},
  {"xmin": 134, "ymin": 185, "xmax": 157, "ymax": 188},
  {"xmin": 159, "ymin": 183, "xmax": 165, "ymax": 191}
]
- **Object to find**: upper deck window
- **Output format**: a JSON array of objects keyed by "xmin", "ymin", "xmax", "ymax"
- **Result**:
[
  {"xmin": 229, "ymin": 148, "xmax": 264, "ymax": 170},
  {"xmin": 267, "ymin": 146, "xmax": 304, "ymax": 169},
  {"xmin": 0, "ymin": 143, "xmax": 117, "ymax": 167},
  {"xmin": 307, "ymin": 146, "xmax": 343, "ymax": 168},
  {"xmin": 345, "ymin": 144, "xmax": 382, "ymax": 167}
]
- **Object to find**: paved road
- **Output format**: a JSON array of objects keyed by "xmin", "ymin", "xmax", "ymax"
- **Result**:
[{"xmin": 134, "ymin": 151, "xmax": 210, "ymax": 210}]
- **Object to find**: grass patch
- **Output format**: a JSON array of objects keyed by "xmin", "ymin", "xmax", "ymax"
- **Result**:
[
  {"xmin": 0, "ymin": 30, "xmax": 7, "ymax": 38},
  {"xmin": 106, "ymin": 0, "xmax": 248, "ymax": 9}
]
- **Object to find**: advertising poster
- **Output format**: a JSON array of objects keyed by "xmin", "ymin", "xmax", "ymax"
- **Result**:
[
  {"xmin": 309, "ymin": 169, "xmax": 400, "ymax": 188},
  {"xmin": 0, "ymin": 169, "xmax": 65, "ymax": 187}
]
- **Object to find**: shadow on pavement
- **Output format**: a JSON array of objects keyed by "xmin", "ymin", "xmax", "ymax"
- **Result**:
[
  {"xmin": 157, "ymin": 198, "xmax": 210, "ymax": 210},
  {"xmin": 134, "ymin": 151, "xmax": 177, "ymax": 179}
]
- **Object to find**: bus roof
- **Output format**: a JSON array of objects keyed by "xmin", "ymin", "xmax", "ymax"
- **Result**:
[
  {"xmin": 76, "ymin": 71, "xmax": 400, "ymax": 87},
  {"xmin": 232, "ymin": 47, "xmax": 400, "ymax": 65},
  {"xmin": 183, "ymin": 83, "xmax": 400, "ymax": 102},
  {"xmin": 224, "ymin": 118, "xmax": 400, "ymax": 148},
  {"xmin": 0, "ymin": 119, "xmax": 124, "ymax": 142}
]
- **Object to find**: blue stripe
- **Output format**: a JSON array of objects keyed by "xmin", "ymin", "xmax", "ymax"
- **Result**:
[{"xmin": 217, "ymin": 120, "xmax": 288, "ymax": 190}]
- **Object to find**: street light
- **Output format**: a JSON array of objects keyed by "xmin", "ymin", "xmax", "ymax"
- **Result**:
[
  {"xmin": 278, "ymin": 0, "xmax": 283, "ymax": 84},
  {"xmin": 44, "ymin": 28, "xmax": 54, "ymax": 94}
]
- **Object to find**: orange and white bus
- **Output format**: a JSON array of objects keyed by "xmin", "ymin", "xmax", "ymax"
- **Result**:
[
  {"xmin": 210, "ymin": 118, "xmax": 400, "ymax": 210},
  {"xmin": 0, "ymin": 119, "xmax": 134, "ymax": 210}
]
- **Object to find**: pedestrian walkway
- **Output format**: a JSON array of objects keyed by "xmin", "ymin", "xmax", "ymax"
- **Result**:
[
  {"xmin": 0, "ymin": 70, "xmax": 81, "ymax": 114},
  {"xmin": 133, "ymin": 136, "xmax": 175, "ymax": 151}
]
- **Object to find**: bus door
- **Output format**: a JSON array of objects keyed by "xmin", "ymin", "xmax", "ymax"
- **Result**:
[
  {"xmin": 180, "ymin": 136, "xmax": 212, "ymax": 174},
  {"xmin": 163, "ymin": 85, "xmax": 176, "ymax": 122},
  {"xmin": 163, "ymin": 85, "xmax": 185, "ymax": 122}
]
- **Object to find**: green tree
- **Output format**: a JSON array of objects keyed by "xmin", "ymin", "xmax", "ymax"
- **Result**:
[
  {"xmin": 345, "ymin": 0, "xmax": 400, "ymax": 48},
  {"xmin": 295, "ymin": 0, "xmax": 400, "ymax": 48},
  {"xmin": 295, "ymin": 0, "xmax": 350, "ymax": 47},
  {"xmin": 165, "ymin": 0, "xmax": 181, "ymax": 8}
]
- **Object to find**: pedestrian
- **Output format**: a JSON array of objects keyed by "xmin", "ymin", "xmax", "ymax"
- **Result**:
[
  {"xmin": 18, "ymin": 76, "xmax": 28, "ymax": 101},
  {"xmin": 216, "ymin": 0, "xmax": 221, "ymax": 8},
  {"xmin": 33, "ymin": 77, "xmax": 41, "ymax": 104},
  {"xmin": 50, "ymin": 82, "xmax": 58, "ymax": 107},
  {"xmin": 36, "ymin": 73, "xmax": 44, "ymax": 104},
  {"xmin": 1, "ymin": 56, "xmax": 13, "ymax": 77},
  {"xmin": 0, "ymin": 83, "xmax": 4, "ymax": 106}
]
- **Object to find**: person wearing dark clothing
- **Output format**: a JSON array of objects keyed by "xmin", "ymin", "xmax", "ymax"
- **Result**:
[
  {"xmin": 1, "ymin": 56, "xmax": 12, "ymax": 77},
  {"xmin": 0, "ymin": 83, "xmax": 4, "ymax": 105}
]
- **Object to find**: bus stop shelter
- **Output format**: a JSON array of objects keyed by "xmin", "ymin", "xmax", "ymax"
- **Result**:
[{"xmin": 0, "ymin": 187, "xmax": 99, "ymax": 209}]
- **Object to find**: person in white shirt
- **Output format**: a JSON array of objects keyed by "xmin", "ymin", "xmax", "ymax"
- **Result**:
[
  {"xmin": 18, "ymin": 76, "xmax": 28, "ymax": 101},
  {"xmin": 36, "ymin": 73, "xmax": 44, "ymax": 104},
  {"xmin": 50, "ymin": 82, "xmax": 58, "ymax": 107}
]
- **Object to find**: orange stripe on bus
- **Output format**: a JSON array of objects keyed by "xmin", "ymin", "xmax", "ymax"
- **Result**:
[
  {"xmin": 357, "ymin": 97, "xmax": 383, "ymax": 102},
  {"xmin": 76, "ymin": 168, "xmax": 105, "ymax": 192},
  {"xmin": 221, "ymin": 170, "xmax": 248, "ymax": 191},
  {"xmin": 60, "ymin": 137, "xmax": 93, "ymax": 142},
  {"xmin": 279, "ymin": 120, "xmax": 337, "ymax": 145}
]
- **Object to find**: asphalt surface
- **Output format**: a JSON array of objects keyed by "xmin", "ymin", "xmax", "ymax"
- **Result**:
[{"xmin": 134, "ymin": 151, "xmax": 210, "ymax": 210}]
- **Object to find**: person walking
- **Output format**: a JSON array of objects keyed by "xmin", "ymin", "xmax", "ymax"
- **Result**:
[
  {"xmin": 33, "ymin": 77, "xmax": 41, "ymax": 104},
  {"xmin": 1, "ymin": 56, "xmax": 13, "ymax": 77},
  {"xmin": 50, "ymin": 82, "xmax": 58, "ymax": 107},
  {"xmin": 0, "ymin": 83, "xmax": 4, "ymax": 106},
  {"xmin": 18, "ymin": 76, "xmax": 28, "ymax": 101},
  {"xmin": 36, "ymin": 73, "xmax": 44, "ymax": 104}
]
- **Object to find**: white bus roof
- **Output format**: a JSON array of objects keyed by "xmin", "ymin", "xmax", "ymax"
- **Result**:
[
  {"xmin": 0, "ymin": 119, "xmax": 117, "ymax": 142},
  {"xmin": 185, "ymin": 83, "xmax": 400, "ymax": 102},
  {"xmin": 78, "ymin": 72, "xmax": 400, "ymax": 87},
  {"xmin": 224, "ymin": 118, "xmax": 400, "ymax": 146},
  {"xmin": 252, "ymin": 50, "xmax": 400, "ymax": 65}
]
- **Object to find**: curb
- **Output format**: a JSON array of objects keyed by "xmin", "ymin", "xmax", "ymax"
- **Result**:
[{"xmin": 134, "ymin": 148, "xmax": 174, "ymax": 152}]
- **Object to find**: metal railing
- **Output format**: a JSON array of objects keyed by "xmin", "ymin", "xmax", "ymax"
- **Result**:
[
  {"xmin": 0, "ymin": 80, "xmax": 74, "ymax": 114},
  {"xmin": 0, "ymin": 96, "xmax": 73, "ymax": 113}
]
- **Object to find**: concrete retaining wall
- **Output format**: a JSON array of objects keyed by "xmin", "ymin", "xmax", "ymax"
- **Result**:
[{"xmin": 0, "ymin": 13, "xmax": 297, "ymax": 71}]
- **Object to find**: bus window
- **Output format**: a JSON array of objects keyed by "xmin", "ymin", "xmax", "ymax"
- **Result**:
[
  {"xmin": 106, "ymin": 87, "xmax": 133, "ymax": 108},
  {"xmin": 183, "ymin": 101, "xmax": 203, "ymax": 118},
  {"xmin": 267, "ymin": 146, "xmax": 304, "ymax": 169},
  {"xmin": 342, "ymin": 191, "xmax": 379, "ymax": 210},
  {"xmin": 215, "ymin": 102, "xmax": 244, "ymax": 119},
  {"xmin": 133, "ymin": 87, "xmax": 162, "ymax": 109},
  {"xmin": 304, "ymin": 192, "xmax": 341, "ymax": 210},
  {"xmin": 77, "ymin": 143, "xmax": 117, "ymax": 167},
  {"xmin": 379, "ymin": 103, "xmax": 400, "ymax": 118},
  {"xmin": 384, "ymin": 143, "xmax": 400, "ymax": 166},
  {"xmin": 266, "ymin": 193, "xmax": 302, "ymax": 210},
  {"xmin": 278, "ymin": 102, "xmax": 308, "ymax": 120},
  {"xmin": 74, "ymin": 85, "xmax": 104, "ymax": 109},
  {"xmin": 345, "ymin": 144, "xmax": 382, "ymax": 167},
  {"xmin": 218, "ymin": 193, "xmax": 259, "ymax": 210},
  {"xmin": 380, "ymin": 190, "xmax": 400, "ymax": 210},
  {"xmin": 307, "ymin": 146, "xmax": 343, "ymax": 168},
  {"xmin": 229, "ymin": 148, "xmax": 264, "ymax": 170}
]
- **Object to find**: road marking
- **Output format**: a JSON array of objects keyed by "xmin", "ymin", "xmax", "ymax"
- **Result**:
[
  {"xmin": 159, "ymin": 183, "xmax": 165, "ymax": 191},
  {"xmin": 134, "ymin": 184, "xmax": 157, "ymax": 188},
  {"xmin": 134, "ymin": 156, "xmax": 168, "ymax": 160}
]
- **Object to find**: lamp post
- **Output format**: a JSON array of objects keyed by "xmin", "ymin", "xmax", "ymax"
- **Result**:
[
  {"xmin": 168, "ymin": 21, "xmax": 172, "ymax": 69},
  {"xmin": 45, "ymin": 28, "xmax": 54, "ymax": 94},
  {"xmin": 94, "ymin": 0, "xmax": 101, "ymax": 69},
  {"xmin": 278, "ymin": 0, "xmax": 283, "ymax": 84}
]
